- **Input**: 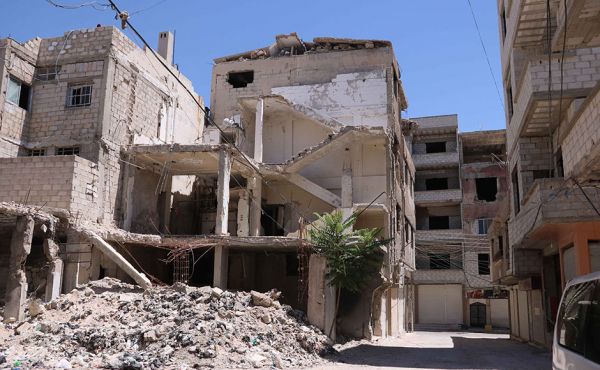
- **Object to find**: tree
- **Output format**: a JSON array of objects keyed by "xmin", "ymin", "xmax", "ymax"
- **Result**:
[{"xmin": 308, "ymin": 210, "xmax": 388, "ymax": 336}]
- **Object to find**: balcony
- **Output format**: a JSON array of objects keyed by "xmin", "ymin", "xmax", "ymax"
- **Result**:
[
  {"xmin": 412, "ymin": 151, "xmax": 459, "ymax": 169},
  {"xmin": 501, "ymin": 0, "xmax": 560, "ymax": 70},
  {"xmin": 415, "ymin": 189, "xmax": 462, "ymax": 206},
  {"xmin": 413, "ymin": 269, "xmax": 465, "ymax": 284},
  {"xmin": 416, "ymin": 229, "xmax": 464, "ymax": 243},
  {"xmin": 507, "ymin": 48, "xmax": 600, "ymax": 151},
  {"xmin": 553, "ymin": 0, "xmax": 600, "ymax": 51},
  {"xmin": 508, "ymin": 178, "xmax": 600, "ymax": 247},
  {"xmin": 562, "ymin": 87, "xmax": 600, "ymax": 181}
]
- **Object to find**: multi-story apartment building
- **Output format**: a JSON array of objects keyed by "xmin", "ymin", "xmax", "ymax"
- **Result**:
[
  {"xmin": 411, "ymin": 115, "xmax": 509, "ymax": 330},
  {"xmin": 0, "ymin": 30, "xmax": 416, "ymax": 339},
  {"xmin": 495, "ymin": 0, "xmax": 600, "ymax": 347},
  {"xmin": 0, "ymin": 26, "xmax": 204, "ymax": 321}
]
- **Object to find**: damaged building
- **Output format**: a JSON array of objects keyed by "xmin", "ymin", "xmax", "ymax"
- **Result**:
[
  {"xmin": 493, "ymin": 0, "xmax": 600, "ymax": 347},
  {"xmin": 0, "ymin": 26, "xmax": 204, "ymax": 321},
  {"xmin": 409, "ymin": 115, "xmax": 510, "ymax": 330},
  {"xmin": 0, "ymin": 30, "xmax": 416, "ymax": 339}
]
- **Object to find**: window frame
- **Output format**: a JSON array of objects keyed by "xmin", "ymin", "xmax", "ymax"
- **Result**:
[
  {"xmin": 56, "ymin": 146, "xmax": 80, "ymax": 156},
  {"xmin": 7, "ymin": 76, "xmax": 31, "ymax": 110},
  {"xmin": 66, "ymin": 84, "xmax": 93, "ymax": 108},
  {"xmin": 478, "ymin": 253, "xmax": 490, "ymax": 275}
]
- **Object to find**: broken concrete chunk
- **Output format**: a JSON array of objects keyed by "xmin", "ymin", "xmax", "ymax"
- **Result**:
[
  {"xmin": 211, "ymin": 287, "xmax": 223, "ymax": 298},
  {"xmin": 250, "ymin": 291, "xmax": 272, "ymax": 307},
  {"xmin": 28, "ymin": 299, "xmax": 46, "ymax": 317}
]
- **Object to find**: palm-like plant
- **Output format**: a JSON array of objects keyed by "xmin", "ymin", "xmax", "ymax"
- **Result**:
[{"xmin": 308, "ymin": 210, "xmax": 388, "ymax": 336}]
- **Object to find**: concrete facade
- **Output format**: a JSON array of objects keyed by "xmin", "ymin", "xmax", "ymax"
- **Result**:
[
  {"xmin": 410, "ymin": 115, "xmax": 509, "ymax": 330},
  {"xmin": 496, "ymin": 0, "xmax": 600, "ymax": 348},
  {"xmin": 0, "ymin": 26, "xmax": 204, "ymax": 320}
]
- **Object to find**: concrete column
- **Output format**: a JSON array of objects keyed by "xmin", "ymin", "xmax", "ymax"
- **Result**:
[
  {"xmin": 237, "ymin": 191, "xmax": 250, "ymax": 237},
  {"xmin": 213, "ymin": 246, "xmax": 229, "ymax": 289},
  {"xmin": 254, "ymin": 98, "xmax": 264, "ymax": 162},
  {"xmin": 159, "ymin": 175, "xmax": 173, "ymax": 234},
  {"xmin": 3, "ymin": 215, "xmax": 34, "ymax": 322},
  {"xmin": 216, "ymin": 150, "xmax": 232, "ymax": 235},
  {"xmin": 63, "ymin": 231, "xmax": 92, "ymax": 293},
  {"xmin": 307, "ymin": 254, "xmax": 336, "ymax": 340},
  {"xmin": 341, "ymin": 167, "xmax": 353, "ymax": 208},
  {"xmin": 248, "ymin": 176, "xmax": 262, "ymax": 236},
  {"xmin": 43, "ymin": 239, "xmax": 63, "ymax": 302}
]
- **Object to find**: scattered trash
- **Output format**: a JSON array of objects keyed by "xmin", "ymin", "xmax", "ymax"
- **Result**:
[{"xmin": 0, "ymin": 278, "xmax": 332, "ymax": 368}]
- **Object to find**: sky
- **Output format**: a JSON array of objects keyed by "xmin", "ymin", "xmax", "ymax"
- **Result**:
[{"xmin": 0, "ymin": 0, "xmax": 506, "ymax": 132}]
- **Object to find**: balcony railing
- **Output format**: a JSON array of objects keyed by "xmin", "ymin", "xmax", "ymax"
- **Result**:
[
  {"xmin": 508, "ymin": 178, "xmax": 600, "ymax": 246},
  {"xmin": 412, "ymin": 151, "xmax": 459, "ymax": 169},
  {"xmin": 415, "ymin": 189, "xmax": 462, "ymax": 205}
]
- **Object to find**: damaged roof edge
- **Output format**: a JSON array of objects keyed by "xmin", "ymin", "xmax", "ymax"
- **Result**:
[{"xmin": 213, "ymin": 34, "xmax": 394, "ymax": 64}]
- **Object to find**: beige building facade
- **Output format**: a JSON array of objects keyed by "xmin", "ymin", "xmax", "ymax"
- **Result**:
[{"xmin": 495, "ymin": 0, "xmax": 600, "ymax": 347}]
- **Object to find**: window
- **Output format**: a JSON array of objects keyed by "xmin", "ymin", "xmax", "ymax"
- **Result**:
[
  {"xmin": 67, "ymin": 85, "xmax": 92, "ymax": 107},
  {"xmin": 499, "ymin": 235, "xmax": 504, "ymax": 257},
  {"xmin": 478, "ymin": 253, "xmax": 490, "ymax": 275},
  {"xmin": 477, "ymin": 219, "xmax": 491, "ymax": 235},
  {"xmin": 429, "ymin": 253, "xmax": 451, "ymax": 269},
  {"xmin": 7, "ymin": 77, "xmax": 30, "ymax": 110},
  {"xmin": 425, "ymin": 142, "xmax": 446, "ymax": 153},
  {"xmin": 512, "ymin": 167, "xmax": 520, "ymax": 213},
  {"xmin": 556, "ymin": 281, "xmax": 600, "ymax": 364},
  {"xmin": 56, "ymin": 146, "xmax": 80, "ymax": 156},
  {"xmin": 476, "ymin": 177, "xmax": 497, "ymax": 202},
  {"xmin": 425, "ymin": 178, "xmax": 449, "ymax": 191},
  {"xmin": 227, "ymin": 71, "xmax": 254, "ymax": 88},
  {"xmin": 429, "ymin": 216, "xmax": 450, "ymax": 230},
  {"xmin": 501, "ymin": 8, "xmax": 507, "ymax": 41},
  {"xmin": 27, "ymin": 149, "xmax": 46, "ymax": 157},
  {"xmin": 590, "ymin": 241, "xmax": 600, "ymax": 273},
  {"xmin": 563, "ymin": 246, "xmax": 576, "ymax": 284},
  {"xmin": 36, "ymin": 66, "xmax": 61, "ymax": 81}
]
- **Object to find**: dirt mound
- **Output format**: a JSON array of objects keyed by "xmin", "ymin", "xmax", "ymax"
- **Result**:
[{"xmin": 0, "ymin": 278, "xmax": 333, "ymax": 369}]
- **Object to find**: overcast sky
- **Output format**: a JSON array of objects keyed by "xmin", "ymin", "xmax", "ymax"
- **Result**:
[{"xmin": 1, "ymin": 0, "xmax": 505, "ymax": 132}]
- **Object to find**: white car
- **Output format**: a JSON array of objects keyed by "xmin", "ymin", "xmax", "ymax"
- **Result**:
[{"xmin": 553, "ymin": 271, "xmax": 600, "ymax": 370}]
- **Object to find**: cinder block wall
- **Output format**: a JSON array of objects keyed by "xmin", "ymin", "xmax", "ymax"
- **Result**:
[{"xmin": 0, "ymin": 156, "xmax": 100, "ymax": 219}]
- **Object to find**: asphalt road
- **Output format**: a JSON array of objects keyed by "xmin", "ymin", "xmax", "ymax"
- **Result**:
[{"xmin": 310, "ymin": 331, "xmax": 551, "ymax": 370}]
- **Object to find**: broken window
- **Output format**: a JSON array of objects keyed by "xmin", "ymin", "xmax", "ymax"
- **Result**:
[
  {"xmin": 475, "ymin": 177, "xmax": 497, "ymax": 202},
  {"xmin": 27, "ymin": 148, "xmax": 46, "ymax": 157},
  {"xmin": 56, "ymin": 146, "xmax": 80, "ymax": 156},
  {"xmin": 477, "ymin": 218, "xmax": 491, "ymax": 235},
  {"xmin": 227, "ymin": 71, "xmax": 254, "ymax": 88},
  {"xmin": 478, "ymin": 253, "xmax": 490, "ymax": 275},
  {"xmin": 425, "ymin": 178, "xmax": 449, "ymax": 191},
  {"xmin": 7, "ymin": 76, "xmax": 31, "ymax": 110},
  {"xmin": 425, "ymin": 142, "xmax": 446, "ymax": 153},
  {"xmin": 501, "ymin": 8, "xmax": 507, "ymax": 41},
  {"xmin": 429, "ymin": 216, "xmax": 449, "ymax": 230},
  {"xmin": 67, "ymin": 85, "xmax": 92, "ymax": 107},
  {"xmin": 429, "ymin": 253, "xmax": 451, "ymax": 269}
]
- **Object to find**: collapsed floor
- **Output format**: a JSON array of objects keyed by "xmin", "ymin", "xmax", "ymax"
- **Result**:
[{"xmin": 0, "ymin": 278, "xmax": 332, "ymax": 369}]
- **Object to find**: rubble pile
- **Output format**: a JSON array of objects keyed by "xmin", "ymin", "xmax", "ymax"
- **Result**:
[{"xmin": 0, "ymin": 278, "xmax": 333, "ymax": 369}]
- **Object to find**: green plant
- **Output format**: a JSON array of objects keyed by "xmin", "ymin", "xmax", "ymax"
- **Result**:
[{"xmin": 308, "ymin": 210, "xmax": 389, "ymax": 336}]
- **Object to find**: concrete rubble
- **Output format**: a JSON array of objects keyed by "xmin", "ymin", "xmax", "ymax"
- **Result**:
[{"xmin": 0, "ymin": 278, "xmax": 333, "ymax": 369}]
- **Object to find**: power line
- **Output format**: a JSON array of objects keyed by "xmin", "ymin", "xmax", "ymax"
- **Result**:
[
  {"xmin": 45, "ymin": 0, "xmax": 110, "ymax": 10},
  {"xmin": 466, "ymin": 0, "xmax": 504, "ymax": 111}
]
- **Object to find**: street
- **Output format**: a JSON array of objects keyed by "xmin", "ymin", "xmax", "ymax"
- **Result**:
[{"xmin": 312, "ymin": 331, "xmax": 551, "ymax": 370}]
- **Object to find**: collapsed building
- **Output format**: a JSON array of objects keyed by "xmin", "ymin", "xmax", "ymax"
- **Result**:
[
  {"xmin": 493, "ymin": 0, "xmax": 600, "ymax": 347},
  {"xmin": 0, "ymin": 29, "xmax": 416, "ymax": 339},
  {"xmin": 0, "ymin": 26, "xmax": 204, "ymax": 320},
  {"xmin": 409, "ymin": 115, "xmax": 510, "ymax": 330}
]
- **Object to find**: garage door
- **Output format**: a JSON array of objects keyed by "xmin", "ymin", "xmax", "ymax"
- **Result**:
[{"xmin": 417, "ymin": 284, "xmax": 463, "ymax": 324}]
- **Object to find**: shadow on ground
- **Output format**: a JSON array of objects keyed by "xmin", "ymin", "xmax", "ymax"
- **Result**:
[{"xmin": 329, "ymin": 336, "xmax": 550, "ymax": 370}]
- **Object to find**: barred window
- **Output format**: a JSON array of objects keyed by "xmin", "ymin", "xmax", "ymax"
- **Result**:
[
  {"xmin": 27, "ymin": 148, "xmax": 46, "ymax": 157},
  {"xmin": 56, "ymin": 146, "xmax": 80, "ymax": 156},
  {"xmin": 67, "ymin": 85, "xmax": 92, "ymax": 107}
]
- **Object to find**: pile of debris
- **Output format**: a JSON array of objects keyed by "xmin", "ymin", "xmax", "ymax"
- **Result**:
[{"xmin": 0, "ymin": 278, "xmax": 333, "ymax": 369}]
